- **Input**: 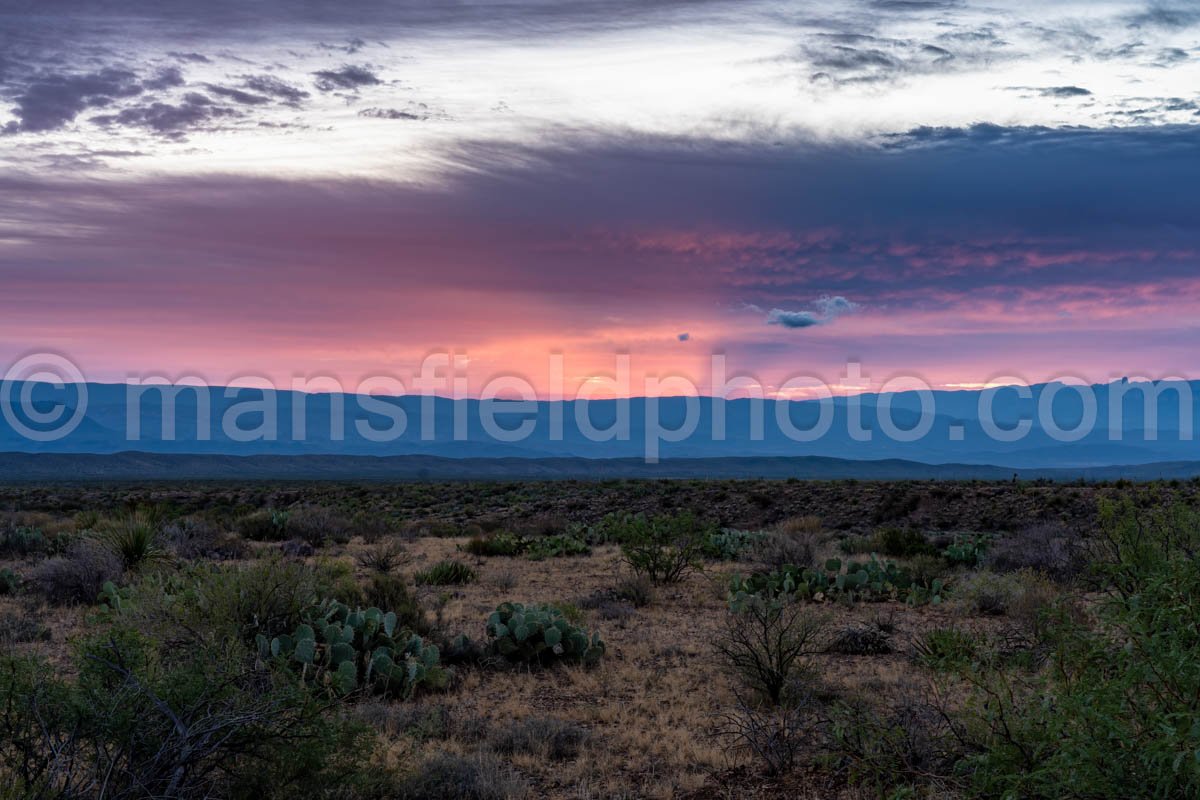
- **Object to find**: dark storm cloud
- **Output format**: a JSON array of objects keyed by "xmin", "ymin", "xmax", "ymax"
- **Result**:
[
  {"xmin": 4, "ymin": 124, "xmax": 1197, "ymax": 320},
  {"xmin": 312, "ymin": 64, "xmax": 381, "ymax": 92}
]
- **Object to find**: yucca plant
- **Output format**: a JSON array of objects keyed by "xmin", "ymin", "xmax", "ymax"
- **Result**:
[
  {"xmin": 97, "ymin": 513, "xmax": 168, "ymax": 570},
  {"xmin": 414, "ymin": 560, "xmax": 477, "ymax": 586}
]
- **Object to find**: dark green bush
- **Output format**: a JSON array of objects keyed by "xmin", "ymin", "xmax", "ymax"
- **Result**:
[
  {"xmin": 874, "ymin": 527, "xmax": 935, "ymax": 558},
  {"xmin": 0, "ymin": 568, "xmax": 18, "ymax": 595},
  {"xmin": 0, "ymin": 632, "xmax": 401, "ymax": 799},
  {"xmin": 610, "ymin": 512, "xmax": 712, "ymax": 585},
  {"xmin": 236, "ymin": 509, "xmax": 290, "ymax": 541}
]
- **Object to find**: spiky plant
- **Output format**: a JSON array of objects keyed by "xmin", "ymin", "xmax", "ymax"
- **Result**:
[{"xmin": 97, "ymin": 513, "xmax": 168, "ymax": 570}]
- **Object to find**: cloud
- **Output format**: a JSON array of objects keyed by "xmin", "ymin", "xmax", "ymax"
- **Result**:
[
  {"xmin": 677, "ymin": 332, "xmax": 690, "ymax": 341},
  {"xmin": 142, "ymin": 66, "xmax": 186, "ymax": 91},
  {"xmin": 312, "ymin": 64, "xmax": 381, "ymax": 92},
  {"xmin": 241, "ymin": 75, "xmax": 310, "ymax": 106},
  {"xmin": 91, "ymin": 92, "xmax": 239, "ymax": 136},
  {"xmin": 767, "ymin": 295, "xmax": 860, "ymax": 329},
  {"xmin": 766, "ymin": 309, "xmax": 822, "ymax": 328},
  {"xmin": 1039, "ymin": 85, "xmax": 1093, "ymax": 98},
  {"xmin": 205, "ymin": 84, "xmax": 271, "ymax": 105},
  {"xmin": 3, "ymin": 67, "xmax": 143, "ymax": 133},
  {"xmin": 359, "ymin": 102, "xmax": 445, "ymax": 121}
]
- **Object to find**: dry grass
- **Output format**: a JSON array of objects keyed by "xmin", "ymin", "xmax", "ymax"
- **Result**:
[{"xmin": 340, "ymin": 536, "xmax": 1014, "ymax": 798}]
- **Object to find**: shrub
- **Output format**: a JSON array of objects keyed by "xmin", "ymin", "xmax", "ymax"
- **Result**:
[
  {"xmin": 489, "ymin": 717, "xmax": 589, "ymax": 760},
  {"xmin": 397, "ymin": 752, "xmax": 528, "ymax": 800},
  {"xmin": 357, "ymin": 541, "xmax": 409, "ymax": 574},
  {"xmin": 525, "ymin": 533, "xmax": 590, "ymax": 560},
  {"xmin": 485, "ymin": 602, "xmax": 605, "ymax": 667},
  {"xmin": 753, "ymin": 529, "xmax": 818, "ymax": 572},
  {"xmin": 912, "ymin": 628, "xmax": 978, "ymax": 672},
  {"xmin": 186, "ymin": 558, "xmax": 353, "ymax": 642},
  {"xmin": 30, "ymin": 540, "xmax": 123, "ymax": 605},
  {"xmin": 162, "ymin": 517, "xmax": 246, "ymax": 560},
  {"xmin": 614, "ymin": 574, "xmax": 654, "ymax": 608},
  {"xmin": 0, "ymin": 568, "xmax": 18, "ymax": 595},
  {"xmin": 716, "ymin": 689, "xmax": 824, "ymax": 776},
  {"xmin": 825, "ymin": 622, "xmax": 893, "ymax": 656},
  {"xmin": 286, "ymin": 506, "xmax": 351, "ymax": 547},
  {"xmin": 716, "ymin": 596, "xmax": 828, "ymax": 706},
  {"xmin": 260, "ymin": 599, "xmax": 446, "ymax": 699},
  {"xmin": 415, "ymin": 560, "xmax": 477, "ymax": 586},
  {"xmin": 0, "ymin": 526, "xmax": 47, "ymax": 557},
  {"xmin": 874, "ymin": 527, "xmax": 935, "ymax": 558},
  {"xmin": 961, "ymin": 499, "xmax": 1200, "ymax": 797},
  {"xmin": 830, "ymin": 690, "xmax": 962, "ymax": 793},
  {"xmin": 956, "ymin": 570, "xmax": 1022, "ymax": 616},
  {"xmin": 986, "ymin": 522, "xmax": 1085, "ymax": 582},
  {"xmin": 235, "ymin": 508, "xmax": 290, "ymax": 541},
  {"xmin": 364, "ymin": 574, "xmax": 428, "ymax": 633},
  {"xmin": 462, "ymin": 532, "xmax": 527, "ymax": 557},
  {"xmin": 0, "ymin": 632, "xmax": 399, "ymax": 799},
  {"xmin": 702, "ymin": 529, "xmax": 765, "ymax": 561},
  {"xmin": 613, "ymin": 512, "xmax": 711, "ymax": 585}
]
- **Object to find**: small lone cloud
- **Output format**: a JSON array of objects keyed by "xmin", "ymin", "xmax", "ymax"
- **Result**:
[
  {"xmin": 677, "ymin": 332, "xmax": 690, "ymax": 342},
  {"xmin": 766, "ymin": 295, "xmax": 860, "ymax": 330},
  {"xmin": 1039, "ymin": 86, "xmax": 1092, "ymax": 98}
]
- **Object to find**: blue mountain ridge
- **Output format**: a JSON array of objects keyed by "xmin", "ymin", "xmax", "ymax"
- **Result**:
[{"xmin": 0, "ymin": 379, "xmax": 1196, "ymax": 469}]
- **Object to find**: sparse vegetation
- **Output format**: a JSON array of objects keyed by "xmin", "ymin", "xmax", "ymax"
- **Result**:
[{"xmin": 0, "ymin": 479, "xmax": 1195, "ymax": 798}]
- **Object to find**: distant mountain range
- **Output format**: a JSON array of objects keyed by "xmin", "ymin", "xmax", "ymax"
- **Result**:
[
  {"xmin": 0, "ymin": 452, "xmax": 1198, "ymax": 482},
  {"xmin": 0, "ymin": 379, "xmax": 1197, "ymax": 479}
]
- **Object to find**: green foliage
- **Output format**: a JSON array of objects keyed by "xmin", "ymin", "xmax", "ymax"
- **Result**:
[
  {"xmin": 942, "ymin": 533, "xmax": 991, "ymax": 567},
  {"xmin": 485, "ymin": 602, "xmax": 605, "ymax": 666},
  {"xmin": 236, "ymin": 508, "xmax": 291, "ymax": 541},
  {"xmin": 961, "ymin": 498, "xmax": 1200, "ymax": 798},
  {"xmin": 0, "ymin": 568, "xmax": 18, "ymax": 595},
  {"xmin": 610, "ymin": 512, "xmax": 713, "ymax": 584},
  {"xmin": 874, "ymin": 527, "xmax": 935, "ymax": 558},
  {"xmin": 97, "ymin": 512, "xmax": 168, "ymax": 570},
  {"xmin": 702, "ymin": 529, "xmax": 766, "ymax": 561},
  {"xmin": 912, "ymin": 628, "xmax": 979, "ymax": 672},
  {"xmin": 414, "ymin": 560, "xmax": 477, "ymax": 586},
  {"xmin": 259, "ymin": 599, "xmax": 446, "ymax": 699},
  {"xmin": 0, "ymin": 631, "xmax": 401, "ymax": 799},
  {"xmin": 730, "ymin": 555, "xmax": 916, "ymax": 608},
  {"xmin": 363, "ymin": 573, "xmax": 428, "ymax": 634},
  {"xmin": 525, "ymin": 533, "xmax": 590, "ymax": 560},
  {"xmin": 462, "ymin": 532, "xmax": 528, "ymax": 557},
  {"xmin": 0, "ymin": 526, "xmax": 48, "ymax": 557}
]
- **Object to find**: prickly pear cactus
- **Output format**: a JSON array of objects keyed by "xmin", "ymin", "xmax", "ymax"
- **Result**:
[
  {"xmin": 485, "ymin": 602, "xmax": 605, "ymax": 666},
  {"xmin": 258, "ymin": 599, "xmax": 446, "ymax": 699}
]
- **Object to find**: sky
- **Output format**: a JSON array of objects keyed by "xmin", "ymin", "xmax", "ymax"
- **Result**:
[{"xmin": 1, "ymin": 0, "xmax": 1198, "ymax": 398}]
